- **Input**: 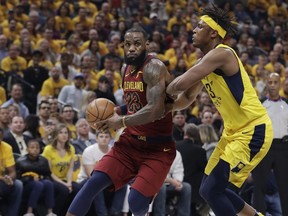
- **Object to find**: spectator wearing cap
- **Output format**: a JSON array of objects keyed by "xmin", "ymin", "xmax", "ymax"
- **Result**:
[
  {"xmin": 94, "ymin": 75, "xmax": 116, "ymax": 104},
  {"xmin": 58, "ymin": 73, "xmax": 87, "ymax": 111},
  {"xmin": 23, "ymin": 50, "xmax": 49, "ymax": 114}
]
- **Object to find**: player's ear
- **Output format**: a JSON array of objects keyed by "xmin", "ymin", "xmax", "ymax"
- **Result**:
[{"xmin": 211, "ymin": 30, "xmax": 219, "ymax": 39}]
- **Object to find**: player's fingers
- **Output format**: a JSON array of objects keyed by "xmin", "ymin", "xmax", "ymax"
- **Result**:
[{"xmin": 95, "ymin": 121, "xmax": 108, "ymax": 131}]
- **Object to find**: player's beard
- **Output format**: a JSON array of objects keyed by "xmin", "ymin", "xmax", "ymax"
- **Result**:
[{"xmin": 124, "ymin": 50, "xmax": 146, "ymax": 66}]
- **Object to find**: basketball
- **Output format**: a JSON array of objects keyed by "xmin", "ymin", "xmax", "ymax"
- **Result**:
[{"xmin": 86, "ymin": 98, "xmax": 115, "ymax": 129}]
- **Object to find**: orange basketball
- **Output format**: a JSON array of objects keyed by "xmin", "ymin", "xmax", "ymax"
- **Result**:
[{"xmin": 86, "ymin": 98, "xmax": 115, "ymax": 129}]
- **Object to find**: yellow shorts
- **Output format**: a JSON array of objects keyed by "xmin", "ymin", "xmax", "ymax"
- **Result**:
[{"xmin": 205, "ymin": 119, "xmax": 273, "ymax": 188}]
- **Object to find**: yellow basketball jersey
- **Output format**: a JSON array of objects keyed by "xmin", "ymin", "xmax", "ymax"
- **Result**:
[{"xmin": 201, "ymin": 44, "xmax": 267, "ymax": 133}]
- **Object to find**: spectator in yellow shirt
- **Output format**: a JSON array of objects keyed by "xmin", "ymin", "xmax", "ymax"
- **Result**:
[
  {"xmin": 264, "ymin": 50, "xmax": 285, "ymax": 76},
  {"xmin": 1, "ymin": 44, "xmax": 27, "ymax": 76},
  {"xmin": 79, "ymin": 29, "xmax": 108, "ymax": 55},
  {"xmin": 268, "ymin": 0, "xmax": 288, "ymax": 25},
  {"xmin": 2, "ymin": 19, "xmax": 21, "ymax": 43},
  {"xmin": 95, "ymin": 56, "xmax": 121, "ymax": 93},
  {"xmin": 40, "ymin": 66, "xmax": 69, "ymax": 99},
  {"xmin": 55, "ymin": 3, "xmax": 74, "ymax": 40},
  {"xmin": 72, "ymin": 7, "xmax": 93, "ymax": 32},
  {"xmin": 78, "ymin": 0, "xmax": 98, "ymax": 17}
]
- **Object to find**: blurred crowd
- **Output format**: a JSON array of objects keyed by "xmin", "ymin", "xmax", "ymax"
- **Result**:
[{"xmin": 0, "ymin": 0, "xmax": 287, "ymax": 215}]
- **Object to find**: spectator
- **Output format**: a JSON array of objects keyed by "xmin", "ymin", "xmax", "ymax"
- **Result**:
[
  {"xmin": 58, "ymin": 73, "xmax": 87, "ymax": 112},
  {"xmin": 47, "ymin": 97, "xmax": 59, "ymax": 114},
  {"xmin": 42, "ymin": 123, "xmax": 80, "ymax": 216},
  {"xmin": 153, "ymin": 150, "xmax": 191, "ymax": 216},
  {"xmin": 0, "ymin": 107, "xmax": 10, "ymax": 132},
  {"xmin": 23, "ymin": 50, "xmax": 50, "ymax": 114},
  {"xmin": 56, "ymin": 52, "xmax": 78, "ymax": 82},
  {"xmin": 198, "ymin": 124, "xmax": 219, "ymax": 160},
  {"xmin": 55, "ymin": 3, "xmax": 74, "ymax": 40},
  {"xmin": 172, "ymin": 110, "xmax": 187, "ymax": 141},
  {"xmin": 38, "ymin": 100, "xmax": 51, "ymax": 136},
  {"xmin": 39, "ymin": 66, "xmax": 69, "ymax": 99},
  {"xmin": 176, "ymin": 123, "xmax": 208, "ymax": 216},
  {"xmin": 71, "ymin": 118, "xmax": 96, "ymax": 155},
  {"xmin": 7, "ymin": 103, "xmax": 20, "ymax": 123},
  {"xmin": 77, "ymin": 130, "xmax": 127, "ymax": 215},
  {"xmin": 3, "ymin": 115, "xmax": 31, "ymax": 156},
  {"xmin": 0, "ymin": 44, "xmax": 27, "ymax": 77},
  {"xmin": 16, "ymin": 139, "xmax": 56, "ymax": 216},
  {"xmin": 0, "ymin": 34, "xmax": 8, "ymax": 62},
  {"xmin": 61, "ymin": 104, "xmax": 77, "ymax": 140},
  {"xmin": 94, "ymin": 75, "xmax": 116, "ymax": 104},
  {"xmin": 0, "ymin": 128, "xmax": 23, "ymax": 216},
  {"xmin": 280, "ymin": 77, "xmax": 288, "ymax": 99},
  {"xmin": 1, "ymin": 83, "xmax": 30, "ymax": 118}
]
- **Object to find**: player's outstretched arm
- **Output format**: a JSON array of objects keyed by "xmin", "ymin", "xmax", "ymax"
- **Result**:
[
  {"xmin": 166, "ymin": 48, "xmax": 232, "ymax": 97},
  {"xmin": 173, "ymin": 81, "xmax": 204, "ymax": 111}
]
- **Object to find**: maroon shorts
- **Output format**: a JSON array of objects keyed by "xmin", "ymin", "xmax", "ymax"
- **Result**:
[{"xmin": 95, "ymin": 130, "xmax": 176, "ymax": 197}]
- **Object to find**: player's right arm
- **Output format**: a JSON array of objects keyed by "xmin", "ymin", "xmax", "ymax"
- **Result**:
[{"xmin": 172, "ymin": 81, "xmax": 203, "ymax": 111}]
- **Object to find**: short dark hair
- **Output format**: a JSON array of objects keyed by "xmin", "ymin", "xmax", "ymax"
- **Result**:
[
  {"xmin": 201, "ymin": 4, "xmax": 238, "ymax": 37},
  {"xmin": 125, "ymin": 27, "xmax": 148, "ymax": 40}
]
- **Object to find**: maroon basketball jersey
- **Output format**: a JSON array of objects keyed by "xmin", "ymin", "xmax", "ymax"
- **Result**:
[{"xmin": 123, "ymin": 55, "xmax": 172, "ymax": 136}]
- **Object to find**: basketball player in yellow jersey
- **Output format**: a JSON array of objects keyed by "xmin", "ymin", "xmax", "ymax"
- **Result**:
[{"xmin": 167, "ymin": 4, "xmax": 273, "ymax": 216}]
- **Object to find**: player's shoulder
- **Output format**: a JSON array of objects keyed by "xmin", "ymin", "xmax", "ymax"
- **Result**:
[{"xmin": 145, "ymin": 55, "xmax": 166, "ymax": 68}]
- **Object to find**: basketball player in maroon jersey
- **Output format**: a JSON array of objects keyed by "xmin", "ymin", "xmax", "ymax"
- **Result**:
[{"xmin": 67, "ymin": 27, "xmax": 176, "ymax": 216}]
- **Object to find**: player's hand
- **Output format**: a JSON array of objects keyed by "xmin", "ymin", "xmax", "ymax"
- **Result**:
[{"xmin": 96, "ymin": 113, "xmax": 123, "ymax": 131}]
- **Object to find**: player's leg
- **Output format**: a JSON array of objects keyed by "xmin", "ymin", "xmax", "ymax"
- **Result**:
[
  {"xmin": 128, "ymin": 188, "xmax": 153, "ymax": 216},
  {"xmin": 200, "ymin": 159, "xmax": 262, "ymax": 216},
  {"xmin": 66, "ymin": 171, "xmax": 113, "ymax": 216},
  {"xmin": 200, "ymin": 159, "xmax": 244, "ymax": 215}
]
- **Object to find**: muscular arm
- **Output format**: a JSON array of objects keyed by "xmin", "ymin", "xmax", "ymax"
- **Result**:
[
  {"xmin": 102, "ymin": 59, "xmax": 171, "ymax": 130},
  {"xmin": 125, "ymin": 59, "xmax": 169, "ymax": 125},
  {"xmin": 166, "ymin": 48, "xmax": 239, "ymax": 96},
  {"xmin": 173, "ymin": 81, "xmax": 204, "ymax": 111}
]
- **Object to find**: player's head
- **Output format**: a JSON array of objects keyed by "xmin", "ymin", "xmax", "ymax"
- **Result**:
[
  {"xmin": 123, "ymin": 26, "xmax": 148, "ymax": 66},
  {"xmin": 193, "ymin": 4, "xmax": 237, "ymax": 47}
]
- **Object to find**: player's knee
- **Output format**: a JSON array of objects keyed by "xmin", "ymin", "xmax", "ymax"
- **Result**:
[
  {"xmin": 128, "ymin": 197, "xmax": 149, "ymax": 216},
  {"xmin": 128, "ymin": 189, "xmax": 150, "ymax": 216}
]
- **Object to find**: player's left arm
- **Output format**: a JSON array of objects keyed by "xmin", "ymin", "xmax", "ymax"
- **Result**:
[
  {"xmin": 126, "ymin": 58, "xmax": 168, "ymax": 125},
  {"xmin": 100, "ymin": 59, "xmax": 168, "ymax": 130},
  {"xmin": 166, "ymin": 48, "xmax": 238, "ymax": 96}
]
